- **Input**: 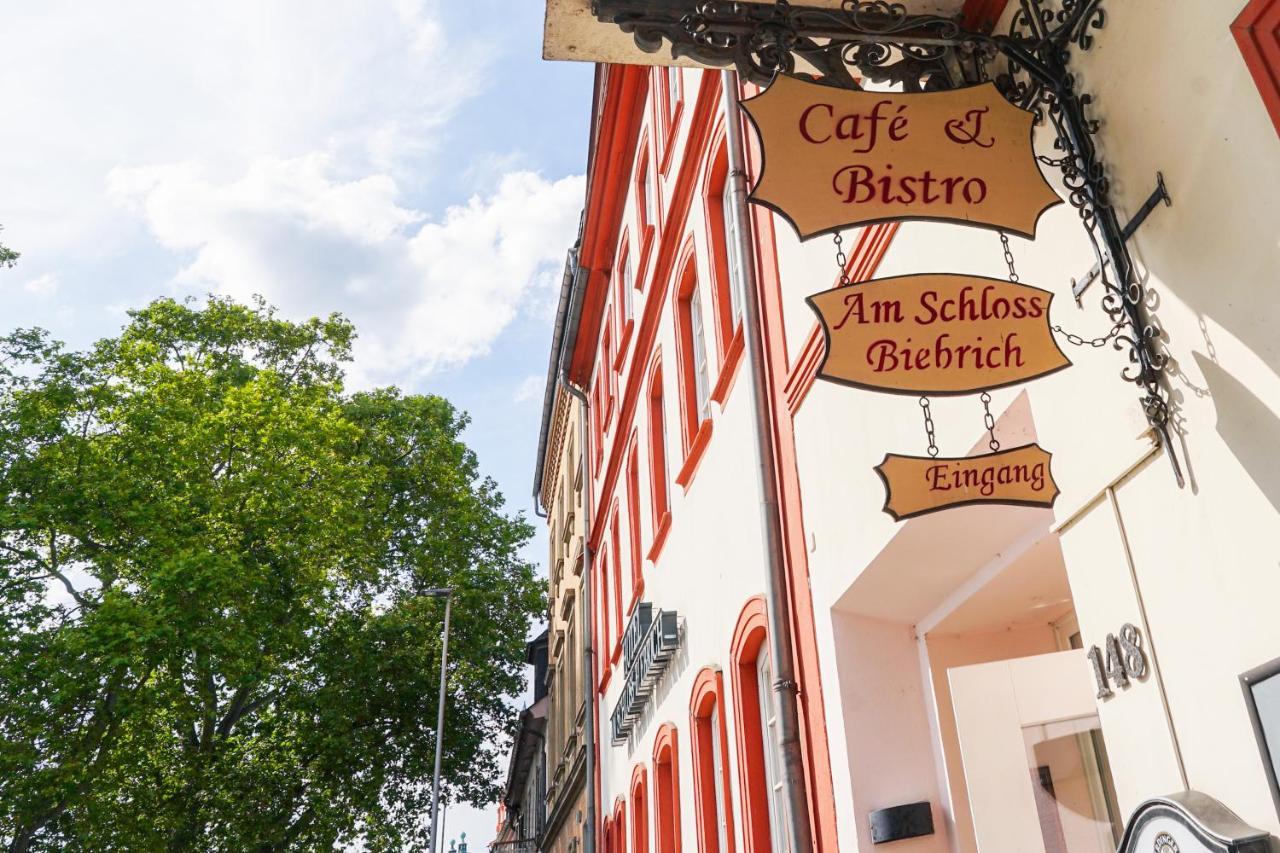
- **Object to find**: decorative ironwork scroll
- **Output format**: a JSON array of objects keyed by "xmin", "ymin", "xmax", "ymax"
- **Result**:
[{"xmin": 592, "ymin": 0, "xmax": 1185, "ymax": 486}]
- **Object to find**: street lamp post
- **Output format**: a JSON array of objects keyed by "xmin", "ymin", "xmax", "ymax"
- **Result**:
[{"xmin": 426, "ymin": 587, "xmax": 453, "ymax": 853}]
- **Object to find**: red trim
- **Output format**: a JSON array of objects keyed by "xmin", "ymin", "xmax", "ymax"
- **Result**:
[
  {"xmin": 635, "ymin": 224, "xmax": 657, "ymax": 294},
  {"xmin": 646, "ymin": 354, "xmax": 671, "ymax": 541},
  {"xmin": 728, "ymin": 597, "xmax": 772, "ymax": 853},
  {"xmin": 671, "ymin": 236, "xmax": 707, "ymax": 451},
  {"xmin": 632, "ymin": 765, "xmax": 650, "ymax": 853},
  {"xmin": 657, "ymin": 67, "xmax": 685, "ymax": 177},
  {"xmin": 610, "ymin": 506, "xmax": 625, "ymax": 663},
  {"xmin": 652, "ymin": 723, "xmax": 683, "ymax": 853},
  {"xmin": 784, "ymin": 222, "xmax": 899, "ymax": 414},
  {"xmin": 627, "ymin": 438, "xmax": 645, "ymax": 598},
  {"xmin": 711, "ymin": 328, "xmax": 745, "ymax": 406},
  {"xmin": 1233, "ymin": 0, "xmax": 1280, "ymax": 137},
  {"xmin": 675, "ymin": 418, "xmax": 713, "ymax": 490},
  {"xmin": 690, "ymin": 667, "xmax": 736, "ymax": 853},
  {"xmin": 646, "ymin": 511, "xmax": 672, "ymax": 564}
]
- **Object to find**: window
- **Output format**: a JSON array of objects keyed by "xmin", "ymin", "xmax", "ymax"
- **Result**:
[
  {"xmin": 610, "ymin": 510, "xmax": 624, "ymax": 658},
  {"xmin": 620, "ymin": 242, "xmax": 635, "ymax": 322},
  {"xmin": 667, "ymin": 68, "xmax": 681, "ymax": 121},
  {"xmin": 691, "ymin": 669, "xmax": 735, "ymax": 853},
  {"xmin": 757, "ymin": 651, "xmax": 790, "ymax": 852},
  {"xmin": 627, "ymin": 446, "xmax": 643, "ymax": 592},
  {"xmin": 653, "ymin": 725, "xmax": 682, "ymax": 853},
  {"xmin": 647, "ymin": 360, "xmax": 670, "ymax": 538},
  {"xmin": 632, "ymin": 766, "xmax": 651, "ymax": 853},
  {"xmin": 602, "ymin": 325, "xmax": 616, "ymax": 428},
  {"xmin": 637, "ymin": 152, "xmax": 653, "ymax": 231},
  {"xmin": 730, "ymin": 597, "xmax": 781, "ymax": 853},
  {"xmin": 677, "ymin": 264, "xmax": 712, "ymax": 439},
  {"xmin": 721, "ymin": 179, "xmax": 745, "ymax": 327},
  {"xmin": 614, "ymin": 800, "xmax": 629, "ymax": 853},
  {"xmin": 599, "ymin": 550, "xmax": 612, "ymax": 681}
]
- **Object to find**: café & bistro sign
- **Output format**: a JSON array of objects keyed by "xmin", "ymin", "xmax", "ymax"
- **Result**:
[
  {"xmin": 741, "ymin": 74, "xmax": 1061, "ymax": 238},
  {"xmin": 806, "ymin": 273, "xmax": 1071, "ymax": 395},
  {"xmin": 876, "ymin": 444, "xmax": 1059, "ymax": 520}
]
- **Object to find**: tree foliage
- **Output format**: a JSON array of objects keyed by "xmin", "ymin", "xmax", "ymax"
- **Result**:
[
  {"xmin": 0, "ymin": 297, "xmax": 541, "ymax": 851},
  {"xmin": 0, "ymin": 225, "xmax": 18, "ymax": 268}
]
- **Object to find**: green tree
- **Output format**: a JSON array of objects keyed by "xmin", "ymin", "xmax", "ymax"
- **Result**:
[
  {"xmin": 0, "ymin": 297, "xmax": 542, "ymax": 851},
  {"xmin": 0, "ymin": 225, "xmax": 18, "ymax": 268}
]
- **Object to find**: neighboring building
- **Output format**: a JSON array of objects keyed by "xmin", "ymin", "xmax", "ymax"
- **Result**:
[
  {"xmin": 496, "ymin": 631, "xmax": 550, "ymax": 853},
  {"xmin": 534, "ymin": 373, "xmax": 590, "ymax": 853},
  {"xmin": 540, "ymin": 1, "xmax": 1280, "ymax": 852}
]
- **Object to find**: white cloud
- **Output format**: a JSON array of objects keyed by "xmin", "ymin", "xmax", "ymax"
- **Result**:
[
  {"xmin": 514, "ymin": 375, "xmax": 545, "ymax": 404},
  {"xmin": 0, "ymin": 1, "xmax": 480, "ymax": 259},
  {"xmin": 110, "ymin": 156, "xmax": 584, "ymax": 383},
  {"xmin": 21, "ymin": 273, "xmax": 60, "ymax": 297}
]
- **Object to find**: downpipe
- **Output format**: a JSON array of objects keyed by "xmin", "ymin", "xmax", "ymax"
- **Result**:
[{"xmin": 722, "ymin": 69, "xmax": 815, "ymax": 853}]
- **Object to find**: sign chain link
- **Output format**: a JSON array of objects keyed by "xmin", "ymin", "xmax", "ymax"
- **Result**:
[
  {"xmin": 998, "ymin": 231, "xmax": 1124, "ymax": 349},
  {"xmin": 980, "ymin": 392, "xmax": 1000, "ymax": 452},
  {"xmin": 833, "ymin": 232, "xmax": 851, "ymax": 287},
  {"xmin": 919, "ymin": 396, "xmax": 939, "ymax": 458}
]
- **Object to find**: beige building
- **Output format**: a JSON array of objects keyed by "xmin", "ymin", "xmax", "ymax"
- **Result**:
[{"xmin": 536, "ymin": 372, "xmax": 590, "ymax": 853}]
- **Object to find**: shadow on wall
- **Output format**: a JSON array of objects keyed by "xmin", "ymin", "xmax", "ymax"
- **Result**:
[{"xmin": 1194, "ymin": 351, "xmax": 1280, "ymax": 515}]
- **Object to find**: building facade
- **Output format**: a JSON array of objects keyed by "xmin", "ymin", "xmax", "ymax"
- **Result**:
[
  {"xmin": 537, "ymin": 1, "xmax": 1280, "ymax": 851},
  {"xmin": 537, "ymin": 381, "xmax": 591, "ymax": 853}
]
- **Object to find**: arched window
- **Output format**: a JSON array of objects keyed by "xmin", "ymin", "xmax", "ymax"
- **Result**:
[
  {"xmin": 653, "ymin": 724, "xmax": 682, "ymax": 853},
  {"xmin": 626, "ymin": 441, "xmax": 644, "ymax": 598},
  {"xmin": 703, "ymin": 133, "xmax": 746, "ymax": 356},
  {"xmin": 730, "ymin": 597, "xmax": 788, "ymax": 853},
  {"xmin": 676, "ymin": 260, "xmax": 711, "ymax": 439},
  {"xmin": 615, "ymin": 798, "xmax": 629, "ymax": 853},
  {"xmin": 632, "ymin": 765, "xmax": 651, "ymax": 853},
  {"xmin": 609, "ymin": 506, "xmax": 624, "ymax": 661},
  {"xmin": 645, "ymin": 356, "xmax": 671, "ymax": 560},
  {"xmin": 690, "ymin": 668, "xmax": 736, "ymax": 853},
  {"xmin": 598, "ymin": 548, "xmax": 612, "ymax": 684}
]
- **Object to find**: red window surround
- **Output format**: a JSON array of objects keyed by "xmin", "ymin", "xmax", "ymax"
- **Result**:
[
  {"xmin": 602, "ymin": 324, "xmax": 616, "ymax": 430},
  {"xmin": 1233, "ymin": 0, "xmax": 1280, "ymax": 138},
  {"xmin": 700, "ymin": 132, "xmax": 747, "ymax": 406},
  {"xmin": 645, "ymin": 357, "xmax": 672, "ymax": 562},
  {"xmin": 657, "ymin": 67, "xmax": 685, "ymax": 176},
  {"xmin": 614, "ymin": 799, "xmax": 628, "ymax": 853},
  {"xmin": 690, "ymin": 668, "xmax": 737, "ymax": 853},
  {"xmin": 616, "ymin": 235, "xmax": 636, "ymax": 363},
  {"xmin": 634, "ymin": 140, "xmax": 658, "ymax": 285},
  {"xmin": 672, "ymin": 247, "xmax": 714, "ymax": 489},
  {"xmin": 653, "ymin": 724, "xmax": 683, "ymax": 853},
  {"xmin": 626, "ymin": 441, "xmax": 644, "ymax": 604},
  {"xmin": 598, "ymin": 548, "xmax": 613, "ymax": 690},
  {"xmin": 632, "ymin": 765, "xmax": 651, "ymax": 853},
  {"xmin": 610, "ymin": 507, "xmax": 625, "ymax": 664},
  {"xmin": 729, "ymin": 597, "xmax": 774, "ymax": 853},
  {"xmin": 604, "ymin": 816, "xmax": 613, "ymax": 853}
]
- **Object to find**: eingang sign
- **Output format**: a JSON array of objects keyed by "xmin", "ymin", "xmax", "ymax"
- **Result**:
[{"xmin": 741, "ymin": 75, "xmax": 1061, "ymax": 239}]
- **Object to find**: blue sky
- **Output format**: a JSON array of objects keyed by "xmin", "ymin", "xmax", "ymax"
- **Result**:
[{"xmin": 0, "ymin": 1, "xmax": 593, "ymax": 845}]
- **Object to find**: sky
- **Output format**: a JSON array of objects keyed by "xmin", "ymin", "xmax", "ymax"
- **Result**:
[{"xmin": 0, "ymin": 1, "xmax": 593, "ymax": 846}]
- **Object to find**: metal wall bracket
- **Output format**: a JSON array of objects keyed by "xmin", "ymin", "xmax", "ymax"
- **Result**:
[
  {"xmin": 593, "ymin": 0, "xmax": 1186, "ymax": 487},
  {"xmin": 1073, "ymin": 172, "xmax": 1172, "ymax": 303}
]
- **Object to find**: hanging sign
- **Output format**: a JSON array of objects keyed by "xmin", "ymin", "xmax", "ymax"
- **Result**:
[
  {"xmin": 806, "ymin": 273, "xmax": 1070, "ymax": 395},
  {"xmin": 876, "ymin": 444, "xmax": 1059, "ymax": 521},
  {"xmin": 740, "ymin": 75, "xmax": 1061, "ymax": 239}
]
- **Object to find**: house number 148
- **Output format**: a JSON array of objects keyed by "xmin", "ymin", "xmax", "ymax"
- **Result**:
[{"xmin": 1086, "ymin": 623, "xmax": 1147, "ymax": 700}]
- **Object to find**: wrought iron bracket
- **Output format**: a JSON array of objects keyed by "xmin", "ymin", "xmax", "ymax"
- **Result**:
[
  {"xmin": 593, "ymin": 0, "xmax": 1185, "ymax": 486},
  {"xmin": 1072, "ymin": 173, "xmax": 1171, "ymax": 303}
]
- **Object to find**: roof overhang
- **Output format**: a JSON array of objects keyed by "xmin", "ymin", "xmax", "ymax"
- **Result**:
[{"xmin": 544, "ymin": 0, "xmax": 970, "ymax": 67}]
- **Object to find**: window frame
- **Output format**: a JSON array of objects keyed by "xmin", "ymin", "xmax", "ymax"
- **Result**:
[
  {"xmin": 645, "ymin": 356, "xmax": 672, "ymax": 561},
  {"xmin": 653, "ymin": 723, "xmax": 683, "ymax": 853},
  {"xmin": 690, "ymin": 668, "xmax": 737, "ymax": 853}
]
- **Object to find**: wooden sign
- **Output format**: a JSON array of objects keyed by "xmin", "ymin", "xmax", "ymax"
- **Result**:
[
  {"xmin": 876, "ymin": 444, "xmax": 1059, "ymax": 521},
  {"xmin": 740, "ymin": 74, "xmax": 1061, "ymax": 239},
  {"xmin": 806, "ymin": 273, "xmax": 1070, "ymax": 395}
]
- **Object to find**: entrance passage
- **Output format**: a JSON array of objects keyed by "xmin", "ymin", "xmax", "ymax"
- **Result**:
[{"xmin": 950, "ymin": 650, "xmax": 1123, "ymax": 853}]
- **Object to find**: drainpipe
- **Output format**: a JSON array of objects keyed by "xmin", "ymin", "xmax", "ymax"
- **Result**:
[
  {"xmin": 558, "ymin": 263, "xmax": 596, "ymax": 853},
  {"xmin": 722, "ymin": 69, "xmax": 815, "ymax": 853}
]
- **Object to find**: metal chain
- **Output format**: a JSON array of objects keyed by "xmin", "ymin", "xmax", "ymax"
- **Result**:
[
  {"xmin": 980, "ymin": 392, "xmax": 1000, "ymax": 452},
  {"xmin": 999, "ymin": 231, "xmax": 1126, "ymax": 349},
  {"xmin": 833, "ymin": 232, "xmax": 851, "ymax": 287},
  {"xmin": 919, "ymin": 396, "xmax": 939, "ymax": 458}
]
